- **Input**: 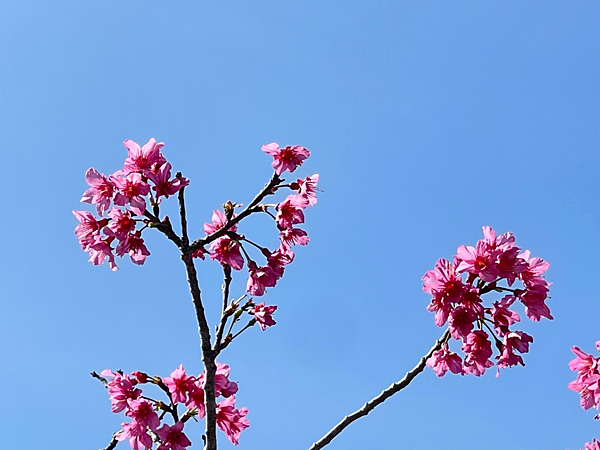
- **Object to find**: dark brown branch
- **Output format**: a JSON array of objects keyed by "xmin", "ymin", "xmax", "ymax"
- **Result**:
[
  {"xmin": 99, "ymin": 432, "xmax": 120, "ymax": 450},
  {"xmin": 188, "ymin": 172, "xmax": 281, "ymax": 254},
  {"xmin": 213, "ymin": 265, "xmax": 233, "ymax": 354},
  {"xmin": 180, "ymin": 252, "xmax": 217, "ymax": 450},
  {"xmin": 308, "ymin": 328, "xmax": 451, "ymax": 450},
  {"xmin": 177, "ymin": 177, "xmax": 189, "ymax": 248},
  {"xmin": 144, "ymin": 210, "xmax": 183, "ymax": 249}
]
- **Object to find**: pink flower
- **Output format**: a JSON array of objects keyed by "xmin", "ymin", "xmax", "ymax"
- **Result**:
[
  {"xmin": 107, "ymin": 207, "xmax": 136, "ymax": 240},
  {"xmin": 118, "ymin": 423, "xmax": 153, "ymax": 450},
  {"xmin": 246, "ymin": 261, "xmax": 278, "ymax": 297},
  {"xmin": 582, "ymin": 439, "xmax": 600, "ymax": 450},
  {"xmin": 185, "ymin": 378, "xmax": 206, "ymax": 418},
  {"xmin": 100, "ymin": 370, "xmax": 142, "ymax": 413},
  {"xmin": 253, "ymin": 303, "xmax": 277, "ymax": 331},
  {"xmin": 490, "ymin": 296, "xmax": 520, "ymax": 337},
  {"xmin": 147, "ymin": 162, "xmax": 190, "ymax": 199},
  {"xmin": 125, "ymin": 399, "xmax": 160, "ymax": 432},
  {"xmin": 423, "ymin": 259, "xmax": 465, "ymax": 326},
  {"xmin": 456, "ymin": 241, "xmax": 499, "ymax": 282},
  {"xmin": 204, "ymin": 209, "xmax": 237, "ymax": 235},
  {"xmin": 123, "ymin": 138, "xmax": 166, "ymax": 176},
  {"xmin": 296, "ymin": 174, "xmax": 320, "ymax": 206},
  {"xmin": 462, "ymin": 331, "xmax": 494, "ymax": 376},
  {"xmin": 448, "ymin": 306, "xmax": 476, "ymax": 340},
  {"xmin": 116, "ymin": 231, "xmax": 150, "ymax": 265},
  {"xmin": 209, "ymin": 236, "xmax": 244, "ymax": 270},
  {"xmin": 73, "ymin": 210, "xmax": 107, "ymax": 251},
  {"xmin": 156, "ymin": 422, "xmax": 192, "ymax": 450},
  {"xmin": 279, "ymin": 227, "xmax": 309, "ymax": 249},
  {"xmin": 112, "ymin": 172, "xmax": 150, "ymax": 216},
  {"xmin": 276, "ymin": 195, "xmax": 308, "ymax": 230},
  {"xmin": 163, "ymin": 365, "xmax": 193, "ymax": 404},
  {"xmin": 267, "ymin": 247, "xmax": 294, "ymax": 279},
  {"xmin": 215, "ymin": 363, "xmax": 239, "ymax": 398},
  {"xmin": 216, "ymin": 396, "xmax": 250, "ymax": 446},
  {"xmin": 262, "ymin": 142, "xmax": 310, "ymax": 175},
  {"xmin": 80, "ymin": 168, "xmax": 116, "ymax": 216},
  {"xmin": 569, "ymin": 343, "xmax": 600, "ymax": 411},
  {"xmin": 89, "ymin": 237, "xmax": 118, "ymax": 271},
  {"xmin": 496, "ymin": 331, "xmax": 533, "ymax": 372},
  {"xmin": 427, "ymin": 344, "xmax": 463, "ymax": 377}
]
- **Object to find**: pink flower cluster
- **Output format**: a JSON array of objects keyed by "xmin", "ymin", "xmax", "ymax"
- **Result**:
[
  {"xmin": 101, "ymin": 363, "xmax": 248, "ymax": 449},
  {"xmin": 569, "ymin": 342, "xmax": 600, "ymax": 413},
  {"xmin": 195, "ymin": 143, "xmax": 318, "ymax": 300},
  {"xmin": 74, "ymin": 139, "xmax": 189, "ymax": 270},
  {"xmin": 423, "ymin": 226, "xmax": 551, "ymax": 377}
]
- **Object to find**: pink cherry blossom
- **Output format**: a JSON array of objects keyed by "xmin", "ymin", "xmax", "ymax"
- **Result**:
[
  {"xmin": 156, "ymin": 422, "xmax": 192, "ymax": 450},
  {"xmin": 204, "ymin": 209, "xmax": 237, "ymax": 235},
  {"xmin": 569, "ymin": 343, "xmax": 600, "ymax": 411},
  {"xmin": 246, "ymin": 261, "xmax": 278, "ymax": 297},
  {"xmin": 462, "ymin": 331, "xmax": 494, "ymax": 376},
  {"xmin": 279, "ymin": 227, "xmax": 309, "ymax": 249},
  {"xmin": 267, "ymin": 247, "xmax": 294, "ymax": 278},
  {"xmin": 582, "ymin": 439, "xmax": 600, "ymax": 450},
  {"xmin": 112, "ymin": 172, "xmax": 150, "ymax": 217},
  {"xmin": 163, "ymin": 365, "xmax": 193, "ymax": 404},
  {"xmin": 107, "ymin": 207, "xmax": 136, "ymax": 240},
  {"xmin": 253, "ymin": 303, "xmax": 277, "ymax": 331},
  {"xmin": 496, "ymin": 331, "xmax": 533, "ymax": 372},
  {"xmin": 448, "ymin": 306, "xmax": 476, "ymax": 340},
  {"xmin": 89, "ymin": 237, "xmax": 118, "ymax": 271},
  {"xmin": 427, "ymin": 344, "xmax": 463, "ymax": 377},
  {"xmin": 209, "ymin": 236, "xmax": 244, "ymax": 270},
  {"xmin": 423, "ymin": 259, "xmax": 465, "ymax": 327},
  {"xmin": 81, "ymin": 168, "xmax": 116, "ymax": 216},
  {"xmin": 118, "ymin": 422, "xmax": 153, "ymax": 450},
  {"xmin": 215, "ymin": 363, "xmax": 239, "ymax": 398},
  {"xmin": 276, "ymin": 195, "xmax": 307, "ymax": 230},
  {"xmin": 147, "ymin": 162, "xmax": 190, "ymax": 199},
  {"xmin": 262, "ymin": 142, "xmax": 310, "ymax": 175},
  {"xmin": 116, "ymin": 231, "xmax": 150, "ymax": 265},
  {"xmin": 73, "ymin": 210, "xmax": 107, "ymax": 250},
  {"xmin": 490, "ymin": 296, "xmax": 520, "ymax": 337},
  {"xmin": 297, "ymin": 174, "xmax": 320, "ymax": 206},
  {"xmin": 185, "ymin": 378, "xmax": 206, "ymax": 418},
  {"xmin": 456, "ymin": 241, "xmax": 499, "ymax": 282},
  {"xmin": 100, "ymin": 370, "xmax": 142, "ymax": 413},
  {"xmin": 216, "ymin": 396, "xmax": 250, "ymax": 446},
  {"xmin": 123, "ymin": 138, "xmax": 166, "ymax": 176},
  {"xmin": 125, "ymin": 399, "xmax": 160, "ymax": 432}
]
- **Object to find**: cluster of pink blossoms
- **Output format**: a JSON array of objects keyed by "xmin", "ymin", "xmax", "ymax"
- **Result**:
[
  {"xmin": 192, "ymin": 142, "xmax": 318, "ymax": 300},
  {"xmin": 74, "ymin": 139, "xmax": 189, "ymax": 270},
  {"xmin": 423, "ymin": 226, "xmax": 552, "ymax": 377},
  {"xmin": 100, "ymin": 363, "xmax": 248, "ymax": 449}
]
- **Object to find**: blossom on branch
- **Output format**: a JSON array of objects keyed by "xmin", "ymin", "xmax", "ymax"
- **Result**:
[{"xmin": 262, "ymin": 142, "xmax": 310, "ymax": 175}]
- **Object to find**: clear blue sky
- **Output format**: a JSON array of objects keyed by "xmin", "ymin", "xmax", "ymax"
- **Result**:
[{"xmin": 1, "ymin": 1, "xmax": 599, "ymax": 449}]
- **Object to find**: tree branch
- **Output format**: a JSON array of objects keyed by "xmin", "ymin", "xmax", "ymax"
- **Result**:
[
  {"xmin": 188, "ymin": 172, "xmax": 281, "ymax": 254},
  {"xmin": 213, "ymin": 265, "xmax": 233, "ymax": 354},
  {"xmin": 99, "ymin": 432, "xmax": 120, "ymax": 450},
  {"xmin": 177, "ymin": 177, "xmax": 189, "ymax": 249},
  {"xmin": 144, "ymin": 210, "xmax": 183, "ymax": 249},
  {"xmin": 308, "ymin": 328, "xmax": 451, "ymax": 450}
]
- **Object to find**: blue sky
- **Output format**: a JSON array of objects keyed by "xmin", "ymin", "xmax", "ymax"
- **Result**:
[{"xmin": 1, "ymin": 1, "xmax": 599, "ymax": 449}]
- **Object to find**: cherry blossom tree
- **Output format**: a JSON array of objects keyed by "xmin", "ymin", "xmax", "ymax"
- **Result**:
[{"xmin": 75, "ymin": 138, "xmax": 554, "ymax": 450}]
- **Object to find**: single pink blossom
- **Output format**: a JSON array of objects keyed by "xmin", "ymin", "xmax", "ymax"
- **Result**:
[
  {"xmin": 118, "ymin": 422, "xmax": 153, "ymax": 450},
  {"xmin": 100, "ymin": 370, "xmax": 142, "ymax": 413},
  {"xmin": 116, "ymin": 231, "xmax": 150, "ymax": 265},
  {"xmin": 427, "ymin": 344, "xmax": 463, "ymax": 377},
  {"xmin": 490, "ymin": 295, "xmax": 521, "ymax": 337},
  {"xmin": 246, "ymin": 261, "xmax": 278, "ymax": 297},
  {"xmin": 112, "ymin": 172, "xmax": 150, "ymax": 216},
  {"xmin": 456, "ymin": 241, "xmax": 499, "ymax": 282},
  {"xmin": 276, "ymin": 195, "xmax": 307, "ymax": 230},
  {"xmin": 204, "ymin": 209, "xmax": 237, "ymax": 235},
  {"xmin": 279, "ymin": 227, "xmax": 309, "ymax": 249},
  {"xmin": 123, "ymin": 138, "xmax": 166, "ymax": 176},
  {"xmin": 296, "ymin": 174, "xmax": 320, "ymax": 206},
  {"xmin": 215, "ymin": 363, "xmax": 239, "ymax": 398},
  {"xmin": 147, "ymin": 162, "xmax": 190, "ymax": 199},
  {"xmin": 496, "ymin": 331, "xmax": 533, "ymax": 373},
  {"xmin": 448, "ymin": 306, "xmax": 476, "ymax": 340},
  {"xmin": 125, "ymin": 399, "xmax": 160, "ymax": 432},
  {"xmin": 423, "ymin": 259, "xmax": 465, "ymax": 327},
  {"xmin": 81, "ymin": 168, "xmax": 116, "ymax": 216},
  {"xmin": 209, "ymin": 236, "xmax": 244, "ymax": 270},
  {"xmin": 267, "ymin": 247, "xmax": 294, "ymax": 278},
  {"xmin": 582, "ymin": 439, "xmax": 600, "ymax": 450},
  {"xmin": 462, "ymin": 331, "xmax": 494, "ymax": 376},
  {"xmin": 107, "ymin": 207, "xmax": 136, "ymax": 240},
  {"xmin": 88, "ymin": 237, "xmax": 118, "ymax": 271},
  {"xmin": 262, "ymin": 142, "xmax": 310, "ymax": 175},
  {"xmin": 156, "ymin": 422, "xmax": 192, "ymax": 450},
  {"xmin": 73, "ymin": 210, "xmax": 107, "ymax": 251},
  {"xmin": 253, "ymin": 303, "xmax": 277, "ymax": 331},
  {"xmin": 163, "ymin": 365, "xmax": 194, "ymax": 405},
  {"xmin": 216, "ymin": 396, "xmax": 250, "ymax": 446},
  {"xmin": 481, "ymin": 226, "xmax": 516, "ymax": 252},
  {"xmin": 185, "ymin": 377, "xmax": 206, "ymax": 418}
]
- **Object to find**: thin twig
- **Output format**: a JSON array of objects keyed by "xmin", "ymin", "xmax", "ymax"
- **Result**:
[
  {"xmin": 99, "ymin": 432, "xmax": 120, "ymax": 450},
  {"xmin": 177, "ymin": 177, "xmax": 189, "ymax": 248},
  {"xmin": 188, "ymin": 172, "xmax": 281, "ymax": 254},
  {"xmin": 144, "ymin": 210, "xmax": 183, "ymax": 249},
  {"xmin": 308, "ymin": 328, "xmax": 451, "ymax": 450},
  {"xmin": 214, "ymin": 265, "xmax": 233, "ymax": 354}
]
